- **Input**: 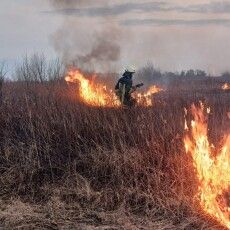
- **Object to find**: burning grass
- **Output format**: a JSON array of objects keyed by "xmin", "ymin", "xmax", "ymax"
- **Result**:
[
  {"xmin": 222, "ymin": 83, "xmax": 230, "ymax": 91},
  {"xmin": 184, "ymin": 103, "xmax": 230, "ymax": 228},
  {"xmin": 65, "ymin": 69, "xmax": 163, "ymax": 107},
  {"xmin": 0, "ymin": 78, "xmax": 229, "ymax": 229}
]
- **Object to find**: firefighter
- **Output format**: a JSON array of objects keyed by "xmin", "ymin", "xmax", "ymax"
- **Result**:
[{"xmin": 115, "ymin": 67, "xmax": 143, "ymax": 106}]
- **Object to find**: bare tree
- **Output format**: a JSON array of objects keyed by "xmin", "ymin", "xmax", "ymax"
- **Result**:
[
  {"xmin": 0, "ymin": 62, "xmax": 7, "ymax": 103},
  {"xmin": 30, "ymin": 54, "xmax": 47, "ymax": 83},
  {"xmin": 0, "ymin": 62, "xmax": 6, "ymax": 82},
  {"xmin": 15, "ymin": 54, "xmax": 65, "ymax": 84},
  {"xmin": 15, "ymin": 54, "xmax": 47, "ymax": 83},
  {"xmin": 15, "ymin": 55, "xmax": 31, "ymax": 82},
  {"xmin": 47, "ymin": 58, "xmax": 64, "ymax": 81}
]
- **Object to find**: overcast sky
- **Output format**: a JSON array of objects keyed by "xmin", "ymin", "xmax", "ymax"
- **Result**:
[{"xmin": 1, "ymin": 0, "xmax": 230, "ymax": 74}]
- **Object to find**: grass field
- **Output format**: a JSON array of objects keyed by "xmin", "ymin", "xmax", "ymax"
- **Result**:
[{"xmin": 0, "ymin": 75, "xmax": 229, "ymax": 229}]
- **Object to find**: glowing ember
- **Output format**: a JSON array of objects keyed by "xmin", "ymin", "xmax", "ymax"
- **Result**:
[
  {"xmin": 65, "ymin": 69, "xmax": 163, "ymax": 107},
  {"xmin": 222, "ymin": 83, "xmax": 230, "ymax": 90},
  {"xmin": 184, "ymin": 103, "xmax": 230, "ymax": 228}
]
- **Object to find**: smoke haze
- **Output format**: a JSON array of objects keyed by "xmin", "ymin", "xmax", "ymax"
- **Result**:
[
  {"xmin": 49, "ymin": 0, "xmax": 123, "ymax": 72},
  {"xmin": 49, "ymin": 0, "xmax": 96, "ymax": 7},
  {"xmin": 2, "ymin": 0, "xmax": 230, "ymax": 75}
]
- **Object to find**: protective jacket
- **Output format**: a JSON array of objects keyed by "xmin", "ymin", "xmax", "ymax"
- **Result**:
[
  {"xmin": 115, "ymin": 72, "xmax": 135, "ymax": 106},
  {"xmin": 115, "ymin": 75, "xmax": 133, "ymax": 93}
]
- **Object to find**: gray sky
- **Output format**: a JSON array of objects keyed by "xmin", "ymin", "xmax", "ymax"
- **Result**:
[{"xmin": 1, "ymin": 0, "xmax": 230, "ymax": 74}]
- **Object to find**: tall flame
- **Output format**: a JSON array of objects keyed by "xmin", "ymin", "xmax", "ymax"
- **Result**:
[
  {"xmin": 65, "ymin": 69, "xmax": 163, "ymax": 107},
  {"xmin": 65, "ymin": 70, "xmax": 120, "ymax": 107},
  {"xmin": 184, "ymin": 104, "xmax": 230, "ymax": 228}
]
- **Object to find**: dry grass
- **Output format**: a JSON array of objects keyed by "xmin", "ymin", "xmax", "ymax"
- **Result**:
[{"xmin": 0, "ymin": 78, "xmax": 229, "ymax": 229}]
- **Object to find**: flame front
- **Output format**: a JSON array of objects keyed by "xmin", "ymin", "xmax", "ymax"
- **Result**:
[
  {"xmin": 65, "ymin": 69, "xmax": 162, "ymax": 107},
  {"xmin": 65, "ymin": 70, "xmax": 120, "ymax": 107},
  {"xmin": 136, "ymin": 85, "xmax": 163, "ymax": 106},
  {"xmin": 222, "ymin": 83, "xmax": 230, "ymax": 90},
  {"xmin": 184, "ymin": 104, "xmax": 230, "ymax": 228}
]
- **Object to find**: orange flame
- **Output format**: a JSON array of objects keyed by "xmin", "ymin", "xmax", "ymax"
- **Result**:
[
  {"xmin": 65, "ymin": 70, "xmax": 120, "ymax": 107},
  {"xmin": 136, "ymin": 85, "xmax": 163, "ymax": 106},
  {"xmin": 65, "ymin": 69, "xmax": 163, "ymax": 107},
  {"xmin": 222, "ymin": 83, "xmax": 230, "ymax": 90},
  {"xmin": 184, "ymin": 104, "xmax": 230, "ymax": 228}
]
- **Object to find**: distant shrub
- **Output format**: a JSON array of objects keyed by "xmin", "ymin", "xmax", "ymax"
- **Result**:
[
  {"xmin": 184, "ymin": 69, "xmax": 207, "ymax": 78},
  {"xmin": 137, "ymin": 63, "xmax": 162, "ymax": 85},
  {"xmin": 195, "ymin": 69, "xmax": 207, "ymax": 77},
  {"xmin": 221, "ymin": 71, "xmax": 230, "ymax": 79}
]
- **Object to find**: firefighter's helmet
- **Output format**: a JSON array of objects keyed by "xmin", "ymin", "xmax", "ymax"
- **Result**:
[{"xmin": 125, "ymin": 66, "xmax": 135, "ymax": 73}]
